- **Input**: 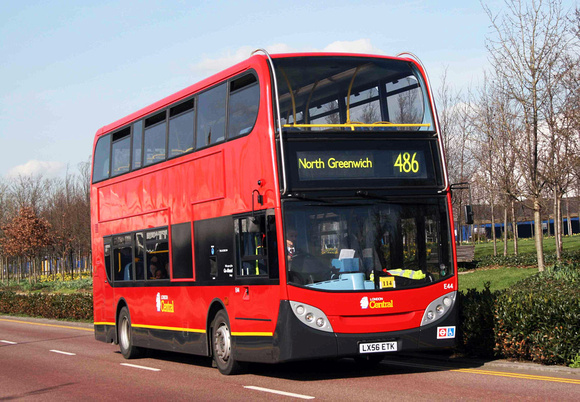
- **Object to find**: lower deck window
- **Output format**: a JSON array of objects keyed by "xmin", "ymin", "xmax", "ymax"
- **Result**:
[{"xmin": 105, "ymin": 227, "xmax": 169, "ymax": 283}]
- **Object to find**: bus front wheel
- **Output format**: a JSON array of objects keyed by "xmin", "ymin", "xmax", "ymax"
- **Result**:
[
  {"xmin": 211, "ymin": 310, "xmax": 244, "ymax": 375},
  {"xmin": 118, "ymin": 306, "xmax": 142, "ymax": 359}
]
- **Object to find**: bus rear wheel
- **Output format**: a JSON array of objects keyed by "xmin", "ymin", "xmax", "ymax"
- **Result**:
[
  {"xmin": 211, "ymin": 310, "xmax": 244, "ymax": 375},
  {"xmin": 118, "ymin": 306, "xmax": 142, "ymax": 359}
]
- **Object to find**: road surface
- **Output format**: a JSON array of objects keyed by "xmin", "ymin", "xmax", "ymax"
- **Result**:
[{"xmin": 1, "ymin": 316, "xmax": 578, "ymax": 400}]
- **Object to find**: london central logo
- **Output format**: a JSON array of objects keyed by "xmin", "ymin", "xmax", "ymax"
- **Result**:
[
  {"xmin": 156, "ymin": 292, "xmax": 175, "ymax": 313},
  {"xmin": 360, "ymin": 296, "xmax": 393, "ymax": 309},
  {"xmin": 360, "ymin": 296, "xmax": 369, "ymax": 309}
]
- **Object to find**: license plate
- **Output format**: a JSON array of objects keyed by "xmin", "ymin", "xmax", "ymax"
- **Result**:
[{"xmin": 359, "ymin": 341, "xmax": 397, "ymax": 354}]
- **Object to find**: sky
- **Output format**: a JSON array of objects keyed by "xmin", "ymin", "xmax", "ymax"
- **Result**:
[{"xmin": 0, "ymin": 0, "xmax": 571, "ymax": 179}]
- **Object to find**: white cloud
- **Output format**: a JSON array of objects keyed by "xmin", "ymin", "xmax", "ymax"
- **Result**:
[
  {"xmin": 191, "ymin": 46, "xmax": 255, "ymax": 77},
  {"xmin": 323, "ymin": 39, "xmax": 384, "ymax": 55},
  {"xmin": 190, "ymin": 39, "xmax": 384, "ymax": 77},
  {"xmin": 6, "ymin": 160, "xmax": 66, "ymax": 179}
]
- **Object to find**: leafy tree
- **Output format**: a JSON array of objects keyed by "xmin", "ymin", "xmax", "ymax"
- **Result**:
[{"xmin": 2, "ymin": 207, "xmax": 52, "ymax": 282}]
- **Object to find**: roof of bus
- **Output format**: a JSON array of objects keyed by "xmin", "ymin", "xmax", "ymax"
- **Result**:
[{"xmin": 95, "ymin": 52, "xmax": 412, "ymax": 138}]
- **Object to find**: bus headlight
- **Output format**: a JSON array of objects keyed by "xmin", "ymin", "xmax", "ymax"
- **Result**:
[
  {"xmin": 289, "ymin": 301, "xmax": 333, "ymax": 333},
  {"xmin": 421, "ymin": 291, "xmax": 456, "ymax": 326}
]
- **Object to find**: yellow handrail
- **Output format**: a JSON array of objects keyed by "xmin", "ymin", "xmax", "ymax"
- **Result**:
[
  {"xmin": 345, "ymin": 66, "xmax": 361, "ymax": 125},
  {"xmin": 278, "ymin": 68, "xmax": 296, "ymax": 125},
  {"xmin": 283, "ymin": 122, "xmax": 430, "ymax": 129},
  {"xmin": 304, "ymin": 80, "xmax": 319, "ymax": 124}
]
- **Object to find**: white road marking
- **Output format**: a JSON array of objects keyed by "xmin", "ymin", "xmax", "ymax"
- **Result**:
[
  {"xmin": 50, "ymin": 350, "xmax": 76, "ymax": 356},
  {"xmin": 1, "ymin": 340, "xmax": 17, "ymax": 344},
  {"xmin": 120, "ymin": 363, "xmax": 161, "ymax": 372},
  {"xmin": 244, "ymin": 386, "xmax": 315, "ymax": 400}
]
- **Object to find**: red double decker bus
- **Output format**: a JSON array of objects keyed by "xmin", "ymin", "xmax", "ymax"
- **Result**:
[{"xmin": 91, "ymin": 51, "xmax": 458, "ymax": 374}]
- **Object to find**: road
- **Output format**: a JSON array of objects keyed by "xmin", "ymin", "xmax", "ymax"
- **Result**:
[{"xmin": 1, "ymin": 316, "xmax": 578, "ymax": 401}]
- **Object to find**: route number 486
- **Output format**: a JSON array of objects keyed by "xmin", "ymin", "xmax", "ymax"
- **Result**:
[{"xmin": 394, "ymin": 152, "xmax": 419, "ymax": 173}]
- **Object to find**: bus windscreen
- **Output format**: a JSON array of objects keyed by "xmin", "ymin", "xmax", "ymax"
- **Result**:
[{"xmin": 273, "ymin": 56, "xmax": 434, "ymax": 131}]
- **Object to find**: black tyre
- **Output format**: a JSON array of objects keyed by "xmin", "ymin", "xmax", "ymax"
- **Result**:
[
  {"xmin": 118, "ymin": 306, "xmax": 142, "ymax": 359},
  {"xmin": 211, "ymin": 310, "xmax": 244, "ymax": 375}
]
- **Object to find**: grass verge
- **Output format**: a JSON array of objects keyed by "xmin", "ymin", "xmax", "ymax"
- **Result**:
[
  {"xmin": 459, "ymin": 266, "xmax": 538, "ymax": 293},
  {"xmin": 474, "ymin": 234, "xmax": 580, "ymax": 259}
]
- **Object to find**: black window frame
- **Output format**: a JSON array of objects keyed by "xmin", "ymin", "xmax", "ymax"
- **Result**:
[
  {"xmin": 143, "ymin": 111, "xmax": 168, "ymax": 168},
  {"xmin": 111, "ymin": 232, "xmax": 134, "ymax": 282},
  {"xmin": 91, "ymin": 69, "xmax": 260, "ymax": 183},
  {"xmin": 235, "ymin": 214, "xmax": 269, "ymax": 277},
  {"xmin": 110, "ymin": 127, "xmax": 132, "ymax": 177},
  {"xmin": 144, "ymin": 227, "xmax": 170, "ymax": 281},
  {"xmin": 92, "ymin": 134, "xmax": 111, "ymax": 183},
  {"xmin": 234, "ymin": 210, "xmax": 278, "ymax": 280},
  {"xmin": 103, "ymin": 238, "xmax": 112, "ymax": 283},
  {"xmin": 195, "ymin": 82, "xmax": 228, "ymax": 149},
  {"xmin": 227, "ymin": 73, "xmax": 260, "ymax": 139},
  {"xmin": 132, "ymin": 120, "xmax": 144, "ymax": 170},
  {"xmin": 167, "ymin": 99, "xmax": 195, "ymax": 160},
  {"xmin": 103, "ymin": 226, "xmax": 170, "ymax": 285}
]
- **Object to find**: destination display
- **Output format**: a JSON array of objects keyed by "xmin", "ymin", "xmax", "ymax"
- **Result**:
[{"xmin": 296, "ymin": 149, "xmax": 429, "ymax": 181}]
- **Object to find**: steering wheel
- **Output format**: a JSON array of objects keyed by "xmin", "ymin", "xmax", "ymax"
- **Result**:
[{"xmin": 291, "ymin": 253, "xmax": 333, "ymax": 282}]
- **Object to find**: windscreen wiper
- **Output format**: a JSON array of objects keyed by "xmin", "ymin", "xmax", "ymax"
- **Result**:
[
  {"xmin": 355, "ymin": 190, "xmax": 390, "ymax": 201},
  {"xmin": 286, "ymin": 193, "xmax": 332, "ymax": 203}
]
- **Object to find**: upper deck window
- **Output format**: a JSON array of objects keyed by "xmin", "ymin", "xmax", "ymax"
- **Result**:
[
  {"xmin": 168, "ymin": 99, "xmax": 194, "ymax": 158},
  {"xmin": 144, "ymin": 111, "xmax": 167, "ymax": 166},
  {"xmin": 196, "ymin": 83, "xmax": 227, "ymax": 148},
  {"xmin": 93, "ymin": 134, "xmax": 111, "ymax": 182},
  {"xmin": 273, "ymin": 56, "xmax": 433, "ymax": 132},
  {"xmin": 92, "ymin": 70, "xmax": 259, "ymax": 183},
  {"xmin": 132, "ymin": 120, "xmax": 143, "ymax": 170},
  {"xmin": 228, "ymin": 74, "xmax": 259, "ymax": 139},
  {"xmin": 111, "ymin": 127, "xmax": 131, "ymax": 176}
]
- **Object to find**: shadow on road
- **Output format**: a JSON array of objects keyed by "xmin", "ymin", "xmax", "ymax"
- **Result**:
[
  {"xmin": 117, "ymin": 349, "xmax": 214, "ymax": 369},
  {"xmin": 0, "ymin": 382, "xmax": 76, "ymax": 401},
  {"xmin": 126, "ymin": 348, "xmax": 491, "ymax": 381},
  {"xmin": 244, "ymin": 352, "xmax": 490, "ymax": 381}
]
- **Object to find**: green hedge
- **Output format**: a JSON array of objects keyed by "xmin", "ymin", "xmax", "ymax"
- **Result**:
[
  {"xmin": 457, "ymin": 283, "xmax": 497, "ymax": 358},
  {"xmin": 2, "ymin": 265, "xmax": 578, "ymax": 366},
  {"xmin": 0, "ymin": 291, "xmax": 93, "ymax": 321},
  {"xmin": 475, "ymin": 250, "xmax": 580, "ymax": 268},
  {"xmin": 494, "ymin": 263, "xmax": 580, "ymax": 365},
  {"xmin": 458, "ymin": 262, "xmax": 580, "ymax": 366}
]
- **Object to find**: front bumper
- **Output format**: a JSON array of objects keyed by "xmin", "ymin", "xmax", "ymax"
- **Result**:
[{"xmin": 270, "ymin": 300, "xmax": 457, "ymax": 362}]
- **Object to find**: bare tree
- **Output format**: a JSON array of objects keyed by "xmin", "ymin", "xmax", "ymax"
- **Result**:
[
  {"xmin": 488, "ymin": 74, "xmax": 524, "ymax": 256},
  {"xmin": 394, "ymin": 79, "xmax": 421, "ymax": 125},
  {"xmin": 471, "ymin": 75, "xmax": 500, "ymax": 255},
  {"xmin": 437, "ymin": 69, "xmax": 477, "ymax": 243},
  {"xmin": 542, "ymin": 59, "xmax": 578, "ymax": 260},
  {"xmin": 484, "ymin": 0, "xmax": 573, "ymax": 270},
  {"xmin": 438, "ymin": 67, "xmax": 461, "ymax": 183}
]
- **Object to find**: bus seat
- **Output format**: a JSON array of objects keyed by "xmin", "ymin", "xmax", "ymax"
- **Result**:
[{"xmin": 123, "ymin": 263, "xmax": 132, "ymax": 281}]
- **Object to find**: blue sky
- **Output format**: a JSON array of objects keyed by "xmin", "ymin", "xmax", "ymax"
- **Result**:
[{"xmin": 1, "ymin": 0, "xmax": 566, "ymax": 179}]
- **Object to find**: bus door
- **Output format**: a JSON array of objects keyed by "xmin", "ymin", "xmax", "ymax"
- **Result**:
[
  {"xmin": 101, "ymin": 238, "xmax": 115, "ymax": 322},
  {"xmin": 234, "ymin": 211, "xmax": 279, "ymax": 315}
]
